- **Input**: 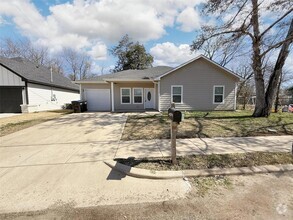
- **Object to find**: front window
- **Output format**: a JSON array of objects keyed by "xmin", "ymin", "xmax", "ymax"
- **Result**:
[
  {"xmin": 133, "ymin": 88, "xmax": 143, "ymax": 104},
  {"xmin": 214, "ymin": 86, "xmax": 224, "ymax": 104},
  {"xmin": 172, "ymin": 86, "xmax": 183, "ymax": 103},
  {"xmin": 121, "ymin": 88, "xmax": 131, "ymax": 104}
]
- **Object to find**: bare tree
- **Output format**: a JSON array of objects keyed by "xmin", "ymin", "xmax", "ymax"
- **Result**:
[
  {"xmin": 191, "ymin": 0, "xmax": 293, "ymax": 117},
  {"xmin": 274, "ymin": 68, "xmax": 293, "ymax": 112},
  {"xmin": 62, "ymin": 48, "xmax": 92, "ymax": 81},
  {"xmin": 48, "ymin": 58, "xmax": 64, "ymax": 75},
  {"xmin": 197, "ymin": 35, "xmax": 248, "ymax": 67},
  {"xmin": 235, "ymin": 64, "xmax": 254, "ymax": 109},
  {"xmin": 0, "ymin": 38, "xmax": 50, "ymax": 65}
]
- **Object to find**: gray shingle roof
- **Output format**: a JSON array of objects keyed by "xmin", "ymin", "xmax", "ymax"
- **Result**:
[
  {"xmin": 80, "ymin": 66, "xmax": 173, "ymax": 82},
  {"xmin": 0, "ymin": 56, "xmax": 79, "ymax": 91}
]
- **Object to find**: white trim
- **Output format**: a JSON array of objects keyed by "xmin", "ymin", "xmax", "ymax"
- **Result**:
[
  {"xmin": 111, "ymin": 82, "xmax": 114, "ymax": 112},
  {"xmin": 79, "ymin": 84, "xmax": 82, "ymax": 100},
  {"xmin": 171, "ymin": 85, "xmax": 183, "ymax": 104},
  {"xmin": 155, "ymin": 55, "xmax": 242, "ymax": 80},
  {"xmin": 120, "ymin": 87, "xmax": 131, "ymax": 104},
  {"xmin": 144, "ymin": 88, "xmax": 155, "ymax": 109},
  {"xmin": 158, "ymin": 81, "xmax": 161, "ymax": 111},
  {"xmin": 234, "ymin": 82, "xmax": 237, "ymax": 110},
  {"xmin": 154, "ymin": 82, "xmax": 157, "ymax": 109},
  {"xmin": 133, "ymin": 88, "xmax": 143, "ymax": 104},
  {"xmin": 213, "ymin": 85, "xmax": 225, "ymax": 104}
]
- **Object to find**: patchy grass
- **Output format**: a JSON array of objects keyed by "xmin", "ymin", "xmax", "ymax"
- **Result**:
[
  {"xmin": 0, "ymin": 110, "xmax": 73, "ymax": 137},
  {"xmin": 116, "ymin": 152, "xmax": 293, "ymax": 171},
  {"xmin": 192, "ymin": 176, "xmax": 233, "ymax": 197},
  {"xmin": 121, "ymin": 111, "xmax": 293, "ymax": 140}
]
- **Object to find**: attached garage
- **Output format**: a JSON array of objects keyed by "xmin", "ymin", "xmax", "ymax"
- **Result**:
[
  {"xmin": 0, "ymin": 87, "xmax": 23, "ymax": 113},
  {"xmin": 85, "ymin": 89, "xmax": 111, "ymax": 111}
]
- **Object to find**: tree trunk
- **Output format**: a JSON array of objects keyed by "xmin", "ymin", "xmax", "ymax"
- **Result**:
[
  {"xmin": 251, "ymin": 0, "xmax": 267, "ymax": 117},
  {"xmin": 264, "ymin": 18, "xmax": 293, "ymax": 116},
  {"xmin": 274, "ymin": 73, "xmax": 282, "ymax": 113}
]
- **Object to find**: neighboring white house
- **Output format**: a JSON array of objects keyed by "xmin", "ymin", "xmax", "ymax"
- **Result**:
[
  {"xmin": 0, "ymin": 57, "xmax": 79, "ymax": 113},
  {"xmin": 75, "ymin": 55, "xmax": 241, "ymax": 112}
]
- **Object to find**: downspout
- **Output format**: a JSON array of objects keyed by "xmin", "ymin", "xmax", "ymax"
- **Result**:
[
  {"xmin": 111, "ymin": 82, "xmax": 115, "ymax": 112},
  {"xmin": 158, "ymin": 81, "xmax": 161, "ymax": 112},
  {"xmin": 234, "ymin": 82, "xmax": 238, "ymax": 110}
]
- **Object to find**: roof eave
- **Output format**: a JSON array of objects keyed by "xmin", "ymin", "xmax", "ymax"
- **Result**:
[
  {"xmin": 73, "ymin": 81, "xmax": 108, "ymax": 84},
  {"xmin": 104, "ymin": 79, "xmax": 153, "ymax": 82}
]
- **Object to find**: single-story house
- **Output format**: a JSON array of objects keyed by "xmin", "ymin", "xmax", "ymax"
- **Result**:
[
  {"xmin": 75, "ymin": 55, "xmax": 241, "ymax": 112},
  {"xmin": 0, "ymin": 56, "xmax": 79, "ymax": 113}
]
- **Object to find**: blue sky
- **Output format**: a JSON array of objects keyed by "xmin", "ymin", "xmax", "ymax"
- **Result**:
[
  {"xmin": 0, "ymin": 0, "xmax": 205, "ymax": 74},
  {"xmin": 0, "ymin": 0, "xmax": 292, "ymax": 81}
]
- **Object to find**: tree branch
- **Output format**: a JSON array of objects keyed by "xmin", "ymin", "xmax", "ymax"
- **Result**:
[
  {"xmin": 260, "ymin": 8, "xmax": 293, "ymax": 39},
  {"xmin": 225, "ymin": 0, "xmax": 249, "ymax": 28},
  {"xmin": 260, "ymin": 35, "xmax": 293, "ymax": 57}
]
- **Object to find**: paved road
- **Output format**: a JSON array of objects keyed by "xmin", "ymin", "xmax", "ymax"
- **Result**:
[{"xmin": 0, "ymin": 113, "xmax": 189, "ymax": 213}]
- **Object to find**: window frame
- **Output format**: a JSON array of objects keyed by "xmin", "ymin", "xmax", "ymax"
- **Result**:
[
  {"xmin": 120, "ymin": 87, "xmax": 131, "ymax": 104},
  {"xmin": 171, "ymin": 85, "xmax": 183, "ymax": 104},
  {"xmin": 213, "ymin": 85, "xmax": 225, "ymax": 104},
  {"xmin": 133, "ymin": 88, "xmax": 143, "ymax": 104}
]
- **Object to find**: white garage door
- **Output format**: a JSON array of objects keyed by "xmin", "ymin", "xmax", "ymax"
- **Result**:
[{"xmin": 85, "ymin": 89, "xmax": 111, "ymax": 111}]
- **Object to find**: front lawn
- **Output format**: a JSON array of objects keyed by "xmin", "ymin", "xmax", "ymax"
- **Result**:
[
  {"xmin": 116, "ymin": 152, "xmax": 293, "ymax": 171},
  {"xmin": 121, "ymin": 111, "xmax": 293, "ymax": 140}
]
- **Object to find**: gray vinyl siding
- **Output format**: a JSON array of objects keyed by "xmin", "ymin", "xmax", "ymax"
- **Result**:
[
  {"xmin": 114, "ymin": 82, "xmax": 154, "ymax": 111},
  {"xmin": 160, "ymin": 58, "xmax": 238, "ymax": 111},
  {"xmin": 0, "ymin": 65, "xmax": 25, "ymax": 86}
]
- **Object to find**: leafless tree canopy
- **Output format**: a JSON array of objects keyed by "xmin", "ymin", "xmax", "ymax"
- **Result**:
[
  {"xmin": 0, "ymin": 38, "xmax": 93, "ymax": 79},
  {"xmin": 62, "ymin": 48, "xmax": 92, "ymax": 81}
]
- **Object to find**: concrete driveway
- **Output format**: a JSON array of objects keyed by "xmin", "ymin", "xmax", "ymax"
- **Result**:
[
  {"xmin": 0, "ymin": 113, "xmax": 127, "ymax": 166},
  {"xmin": 0, "ymin": 113, "xmax": 189, "ymax": 213}
]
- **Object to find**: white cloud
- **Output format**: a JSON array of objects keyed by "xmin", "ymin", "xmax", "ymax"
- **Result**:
[
  {"xmin": 91, "ymin": 63, "xmax": 114, "ymax": 75},
  {"xmin": 176, "ymin": 7, "xmax": 201, "ymax": 32},
  {"xmin": 87, "ymin": 42, "xmax": 107, "ymax": 61},
  {"xmin": 150, "ymin": 42, "xmax": 199, "ymax": 67},
  {"xmin": 0, "ymin": 0, "xmax": 204, "ymax": 59}
]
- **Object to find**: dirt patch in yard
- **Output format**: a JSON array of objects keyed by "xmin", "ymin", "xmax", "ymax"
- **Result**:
[
  {"xmin": 121, "ymin": 111, "xmax": 293, "ymax": 140},
  {"xmin": 0, "ymin": 110, "xmax": 72, "ymax": 137},
  {"xmin": 116, "ymin": 152, "xmax": 293, "ymax": 171},
  {"xmin": 1, "ymin": 172, "xmax": 292, "ymax": 219}
]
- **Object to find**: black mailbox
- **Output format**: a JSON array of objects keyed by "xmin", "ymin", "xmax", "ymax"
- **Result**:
[{"xmin": 168, "ymin": 107, "xmax": 182, "ymax": 123}]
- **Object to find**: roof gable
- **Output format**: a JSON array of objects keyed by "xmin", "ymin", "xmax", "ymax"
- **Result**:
[
  {"xmin": 155, "ymin": 55, "xmax": 242, "ymax": 81},
  {"xmin": 0, "ymin": 56, "xmax": 79, "ymax": 91}
]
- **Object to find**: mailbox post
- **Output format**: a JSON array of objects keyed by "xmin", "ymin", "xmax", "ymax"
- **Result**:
[{"xmin": 168, "ymin": 103, "xmax": 182, "ymax": 165}]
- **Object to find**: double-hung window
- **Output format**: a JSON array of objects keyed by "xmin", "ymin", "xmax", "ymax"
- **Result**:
[
  {"xmin": 213, "ymin": 85, "xmax": 224, "ymax": 104},
  {"xmin": 121, "ymin": 88, "xmax": 131, "ymax": 104},
  {"xmin": 133, "ymin": 88, "xmax": 143, "ymax": 104},
  {"xmin": 171, "ymin": 85, "xmax": 183, "ymax": 103}
]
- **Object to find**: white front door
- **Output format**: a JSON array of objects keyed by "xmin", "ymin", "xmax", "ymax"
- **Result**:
[{"xmin": 144, "ymin": 88, "xmax": 155, "ymax": 109}]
